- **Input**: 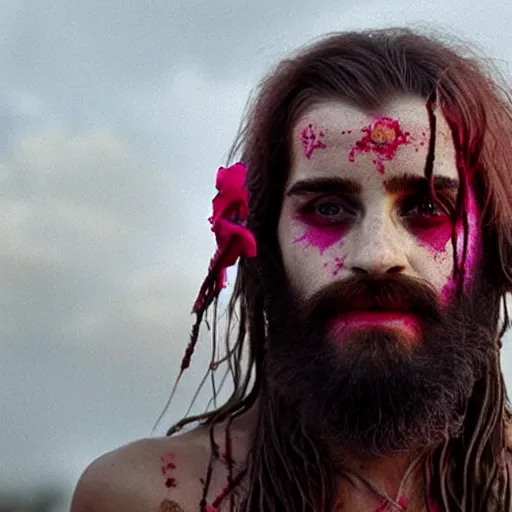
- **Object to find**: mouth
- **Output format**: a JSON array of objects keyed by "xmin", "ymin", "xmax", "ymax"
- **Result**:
[{"xmin": 328, "ymin": 310, "xmax": 421, "ymax": 340}]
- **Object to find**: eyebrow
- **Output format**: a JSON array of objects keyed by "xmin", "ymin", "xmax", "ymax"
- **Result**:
[
  {"xmin": 383, "ymin": 173, "xmax": 459, "ymax": 194},
  {"xmin": 286, "ymin": 177, "xmax": 362, "ymax": 197},
  {"xmin": 285, "ymin": 173, "xmax": 459, "ymax": 198}
]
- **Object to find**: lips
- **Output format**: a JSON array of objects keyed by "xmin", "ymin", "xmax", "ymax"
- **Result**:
[
  {"xmin": 328, "ymin": 310, "xmax": 422, "ymax": 341},
  {"xmin": 304, "ymin": 274, "xmax": 441, "ymax": 342}
]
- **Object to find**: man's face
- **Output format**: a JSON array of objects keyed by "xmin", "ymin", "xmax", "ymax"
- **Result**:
[
  {"xmin": 269, "ymin": 97, "xmax": 488, "ymax": 454},
  {"xmin": 278, "ymin": 96, "xmax": 481, "ymax": 345}
]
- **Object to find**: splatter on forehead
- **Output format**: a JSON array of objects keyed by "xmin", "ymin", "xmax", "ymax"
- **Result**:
[
  {"xmin": 348, "ymin": 117, "xmax": 411, "ymax": 173},
  {"xmin": 301, "ymin": 123, "xmax": 327, "ymax": 158}
]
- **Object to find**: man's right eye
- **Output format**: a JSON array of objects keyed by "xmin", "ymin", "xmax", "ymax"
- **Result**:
[
  {"xmin": 315, "ymin": 201, "xmax": 345, "ymax": 217},
  {"xmin": 300, "ymin": 197, "xmax": 353, "ymax": 225}
]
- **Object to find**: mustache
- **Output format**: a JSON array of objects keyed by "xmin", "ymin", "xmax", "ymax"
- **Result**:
[{"xmin": 299, "ymin": 273, "xmax": 443, "ymax": 325}]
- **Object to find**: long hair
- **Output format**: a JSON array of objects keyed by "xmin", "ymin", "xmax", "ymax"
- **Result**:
[{"xmin": 166, "ymin": 28, "xmax": 512, "ymax": 511}]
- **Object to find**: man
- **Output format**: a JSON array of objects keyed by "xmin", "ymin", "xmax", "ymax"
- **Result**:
[{"xmin": 71, "ymin": 28, "xmax": 512, "ymax": 511}]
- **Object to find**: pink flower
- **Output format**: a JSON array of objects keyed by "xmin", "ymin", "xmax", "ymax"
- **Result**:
[
  {"xmin": 209, "ymin": 162, "xmax": 250, "ymax": 226},
  {"xmin": 192, "ymin": 162, "xmax": 256, "ymax": 313}
]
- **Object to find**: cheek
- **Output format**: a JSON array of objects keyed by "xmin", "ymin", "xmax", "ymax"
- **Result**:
[
  {"xmin": 408, "ymin": 219, "xmax": 455, "ymax": 301},
  {"xmin": 324, "ymin": 256, "xmax": 346, "ymax": 277},
  {"xmin": 281, "ymin": 219, "xmax": 348, "ymax": 295},
  {"xmin": 410, "ymin": 202, "xmax": 480, "ymax": 303},
  {"xmin": 292, "ymin": 221, "xmax": 349, "ymax": 255},
  {"xmin": 409, "ymin": 218, "xmax": 452, "ymax": 255}
]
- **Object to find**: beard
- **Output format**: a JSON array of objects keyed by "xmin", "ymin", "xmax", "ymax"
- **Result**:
[{"xmin": 264, "ymin": 272, "xmax": 496, "ymax": 458}]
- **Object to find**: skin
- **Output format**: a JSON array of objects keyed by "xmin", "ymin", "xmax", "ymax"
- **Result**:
[
  {"xmin": 279, "ymin": 96, "xmax": 481, "ymax": 342},
  {"xmin": 70, "ymin": 411, "xmax": 254, "ymax": 512}
]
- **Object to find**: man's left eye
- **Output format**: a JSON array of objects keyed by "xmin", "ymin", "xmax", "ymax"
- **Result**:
[
  {"xmin": 402, "ymin": 195, "xmax": 442, "ymax": 218},
  {"xmin": 418, "ymin": 197, "xmax": 440, "ymax": 216}
]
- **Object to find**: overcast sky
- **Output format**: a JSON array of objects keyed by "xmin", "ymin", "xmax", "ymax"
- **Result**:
[{"xmin": 2, "ymin": 1, "xmax": 512, "ymax": 510}]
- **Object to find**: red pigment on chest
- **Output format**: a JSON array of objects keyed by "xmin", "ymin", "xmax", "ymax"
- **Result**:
[
  {"xmin": 301, "ymin": 123, "xmax": 327, "ymax": 159},
  {"xmin": 160, "ymin": 453, "xmax": 178, "ymax": 488},
  {"xmin": 373, "ymin": 495, "xmax": 408, "ymax": 511},
  {"xmin": 293, "ymin": 226, "xmax": 346, "ymax": 254},
  {"xmin": 348, "ymin": 117, "xmax": 410, "ymax": 173}
]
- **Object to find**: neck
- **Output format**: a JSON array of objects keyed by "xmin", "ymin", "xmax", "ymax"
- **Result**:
[{"xmin": 333, "ymin": 449, "xmax": 428, "ymax": 511}]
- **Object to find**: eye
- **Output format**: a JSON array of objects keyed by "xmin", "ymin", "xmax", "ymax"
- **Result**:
[
  {"xmin": 417, "ymin": 196, "xmax": 439, "ymax": 216},
  {"xmin": 317, "ymin": 201, "xmax": 344, "ymax": 217},
  {"xmin": 300, "ymin": 196, "xmax": 353, "ymax": 225},
  {"xmin": 401, "ymin": 194, "xmax": 448, "ymax": 223},
  {"xmin": 402, "ymin": 195, "xmax": 443, "ymax": 217}
]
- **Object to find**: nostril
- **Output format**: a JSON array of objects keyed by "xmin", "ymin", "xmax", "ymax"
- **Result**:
[
  {"xmin": 386, "ymin": 265, "xmax": 405, "ymax": 274},
  {"xmin": 352, "ymin": 266, "xmax": 370, "ymax": 275}
]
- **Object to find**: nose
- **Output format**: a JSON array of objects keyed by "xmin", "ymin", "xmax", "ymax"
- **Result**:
[{"xmin": 347, "ymin": 213, "xmax": 408, "ymax": 276}]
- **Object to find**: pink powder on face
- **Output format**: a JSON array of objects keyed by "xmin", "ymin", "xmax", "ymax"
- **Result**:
[
  {"xmin": 456, "ymin": 187, "xmax": 480, "ymax": 285},
  {"xmin": 293, "ymin": 225, "xmax": 346, "ymax": 255},
  {"xmin": 441, "ymin": 182, "xmax": 481, "ymax": 303},
  {"xmin": 322, "ymin": 257, "xmax": 345, "ymax": 276},
  {"xmin": 348, "ymin": 117, "xmax": 410, "ymax": 173},
  {"xmin": 333, "ymin": 256, "xmax": 344, "ymax": 276},
  {"xmin": 414, "ymin": 219, "xmax": 452, "ymax": 255},
  {"xmin": 301, "ymin": 123, "xmax": 327, "ymax": 159},
  {"xmin": 441, "ymin": 277, "xmax": 456, "ymax": 303}
]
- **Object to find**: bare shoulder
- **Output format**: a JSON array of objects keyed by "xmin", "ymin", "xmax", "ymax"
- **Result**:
[
  {"xmin": 71, "ymin": 416, "xmax": 254, "ymax": 512},
  {"xmin": 70, "ymin": 429, "xmax": 211, "ymax": 512}
]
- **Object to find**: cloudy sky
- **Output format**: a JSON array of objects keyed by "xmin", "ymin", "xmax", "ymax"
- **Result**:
[{"xmin": 1, "ymin": 1, "xmax": 512, "ymax": 510}]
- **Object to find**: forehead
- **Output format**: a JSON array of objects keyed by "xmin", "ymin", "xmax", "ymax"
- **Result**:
[{"xmin": 289, "ymin": 96, "xmax": 459, "ymax": 186}]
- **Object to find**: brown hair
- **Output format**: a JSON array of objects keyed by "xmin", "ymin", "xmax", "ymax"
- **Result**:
[{"xmin": 167, "ymin": 28, "xmax": 512, "ymax": 511}]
